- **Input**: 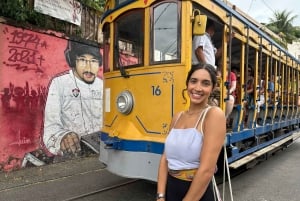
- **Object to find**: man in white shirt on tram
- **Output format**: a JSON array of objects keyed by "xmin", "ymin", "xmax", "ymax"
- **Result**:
[{"xmin": 192, "ymin": 19, "xmax": 222, "ymax": 68}]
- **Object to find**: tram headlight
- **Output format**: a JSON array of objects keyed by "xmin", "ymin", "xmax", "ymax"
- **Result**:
[{"xmin": 116, "ymin": 91, "xmax": 134, "ymax": 115}]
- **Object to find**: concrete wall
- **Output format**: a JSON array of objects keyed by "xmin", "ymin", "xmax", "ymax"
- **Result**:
[{"xmin": 0, "ymin": 22, "xmax": 103, "ymax": 171}]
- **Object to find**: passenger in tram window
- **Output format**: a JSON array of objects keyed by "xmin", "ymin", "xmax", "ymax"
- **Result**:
[
  {"xmin": 267, "ymin": 75, "xmax": 275, "ymax": 104},
  {"xmin": 208, "ymin": 66, "xmax": 221, "ymax": 106},
  {"xmin": 275, "ymin": 76, "xmax": 282, "ymax": 103},
  {"xmin": 216, "ymin": 66, "xmax": 222, "ymax": 77},
  {"xmin": 242, "ymin": 66, "xmax": 254, "ymax": 126},
  {"xmin": 256, "ymin": 73, "xmax": 265, "ymax": 114},
  {"xmin": 232, "ymin": 66, "xmax": 240, "ymax": 104},
  {"xmin": 288, "ymin": 77, "xmax": 297, "ymax": 95},
  {"xmin": 288, "ymin": 76, "xmax": 297, "ymax": 104},
  {"xmin": 288, "ymin": 75, "xmax": 298, "ymax": 105},
  {"xmin": 225, "ymin": 58, "xmax": 237, "ymax": 119},
  {"xmin": 157, "ymin": 63, "xmax": 226, "ymax": 201},
  {"xmin": 231, "ymin": 66, "xmax": 239, "ymax": 78},
  {"xmin": 297, "ymin": 76, "xmax": 300, "ymax": 106},
  {"xmin": 43, "ymin": 40, "xmax": 103, "ymax": 158},
  {"xmin": 298, "ymin": 86, "xmax": 300, "ymax": 106},
  {"xmin": 245, "ymin": 67, "xmax": 254, "ymax": 103},
  {"xmin": 192, "ymin": 19, "xmax": 222, "ymax": 69}
]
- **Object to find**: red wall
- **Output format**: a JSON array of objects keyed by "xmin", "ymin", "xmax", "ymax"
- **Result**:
[{"xmin": 0, "ymin": 23, "xmax": 103, "ymax": 171}]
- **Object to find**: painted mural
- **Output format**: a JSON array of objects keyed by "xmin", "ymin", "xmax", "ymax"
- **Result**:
[{"xmin": 0, "ymin": 23, "xmax": 103, "ymax": 171}]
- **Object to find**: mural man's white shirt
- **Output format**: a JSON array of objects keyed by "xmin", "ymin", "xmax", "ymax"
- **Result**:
[{"xmin": 43, "ymin": 70, "xmax": 103, "ymax": 155}]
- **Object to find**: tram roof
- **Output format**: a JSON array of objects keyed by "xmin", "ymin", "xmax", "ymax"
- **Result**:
[{"xmin": 214, "ymin": 0, "xmax": 300, "ymax": 64}]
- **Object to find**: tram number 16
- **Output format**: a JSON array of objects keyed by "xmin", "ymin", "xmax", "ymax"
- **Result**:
[{"xmin": 152, "ymin": 85, "xmax": 161, "ymax": 96}]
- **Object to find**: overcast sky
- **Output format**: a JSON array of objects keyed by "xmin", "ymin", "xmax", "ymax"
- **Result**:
[{"xmin": 228, "ymin": 0, "xmax": 300, "ymax": 26}]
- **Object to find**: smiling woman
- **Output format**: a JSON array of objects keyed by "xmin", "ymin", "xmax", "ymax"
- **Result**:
[{"xmin": 157, "ymin": 63, "xmax": 226, "ymax": 201}]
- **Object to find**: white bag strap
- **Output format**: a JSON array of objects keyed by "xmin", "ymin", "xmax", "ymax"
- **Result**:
[
  {"xmin": 212, "ymin": 176, "xmax": 222, "ymax": 201},
  {"xmin": 221, "ymin": 143, "xmax": 234, "ymax": 201},
  {"xmin": 214, "ymin": 144, "xmax": 234, "ymax": 201}
]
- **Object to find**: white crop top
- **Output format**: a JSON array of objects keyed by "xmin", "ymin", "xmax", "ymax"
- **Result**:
[{"xmin": 165, "ymin": 107, "xmax": 211, "ymax": 170}]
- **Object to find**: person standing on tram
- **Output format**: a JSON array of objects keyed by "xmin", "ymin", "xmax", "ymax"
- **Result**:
[{"xmin": 192, "ymin": 19, "xmax": 222, "ymax": 69}]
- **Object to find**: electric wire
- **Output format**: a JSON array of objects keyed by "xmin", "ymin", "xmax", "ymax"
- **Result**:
[
  {"xmin": 261, "ymin": 0, "xmax": 275, "ymax": 14},
  {"xmin": 247, "ymin": 0, "xmax": 254, "ymax": 13}
]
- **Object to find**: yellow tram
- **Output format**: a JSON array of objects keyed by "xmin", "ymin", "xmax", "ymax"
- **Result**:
[{"xmin": 99, "ymin": 0, "xmax": 300, "ymax": 181}]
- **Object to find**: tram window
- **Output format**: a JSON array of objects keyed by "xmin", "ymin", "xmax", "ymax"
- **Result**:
[
  {"xmin": 151, "ymin": 2, "xmax": 180, "ymax": 63},
  {"xmin": 114, "ymin": 10, "xmax": 144, "ymax": 70}
]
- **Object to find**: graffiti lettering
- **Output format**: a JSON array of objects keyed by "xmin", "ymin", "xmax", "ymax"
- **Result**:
[
  {"xmin": 3, "ymin": 28, "xmax": 47, "ymax": 73},
  {"xmin": 9, "ymin": 130, "xmax": 32, "ymax": 146},
  {"xmin": 8, "ymin": 46, "xmax": 38, "ymax": 64},
  {"xmin": 9, "ymin": 137, "xmax": 32, "ymax": 146},
  {"xmin": 9, "ymin": 30, "xmax": 43, "ymax": 49},
  {"xmin": 4, "ymin": 63, "xmax": 44, "ymax": 73}
]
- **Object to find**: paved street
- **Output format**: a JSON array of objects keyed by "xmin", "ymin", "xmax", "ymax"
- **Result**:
[
  {"xmin": 0, "ymin": 138, "xmax": 300, "ymax": 201},
  {"xmin": 221, "ymin": 138, "xmax": 300, "ymax": 201}
]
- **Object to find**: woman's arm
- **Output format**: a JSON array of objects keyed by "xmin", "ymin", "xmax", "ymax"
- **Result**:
[
  {"xmin": 157, "ymin": 152, "xmax": 168, "ymax": 200},
  {"xmin": 183, "ymin": 107, "xmax": 226, "ymax": 201},
  {"xmin": 156, "ymin": 112, "xmax": 181, "ymax": 200}
]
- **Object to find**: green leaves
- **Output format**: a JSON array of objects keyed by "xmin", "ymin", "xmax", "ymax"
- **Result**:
[
  {"xmin": 266, "ymin": 9, "xmax": 299, "ymax": 46},
  {"xmin": 0, "ymin": 0, "xmax": 103, "ymax": 41},
  {"xmin": 77, "ymin": 0, "xmax": 105, "ymax": 11}
]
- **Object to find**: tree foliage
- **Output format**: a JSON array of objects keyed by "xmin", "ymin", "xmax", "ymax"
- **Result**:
[
  {"xmin": 78, "ymin": 0, "xmax": 106, "ymax": 11},
  {"xmin": 266, "ymin": 10, "xmax": 299, "ymax": 46},
  {"xmin": 0, "ymin": 0, "xmax": 105, "ymax": 24},
  {"xmin": 0, "ymin": 0, "xmax": 45, "ymax": 24},
  {"xmin": 294, "ymin": 26, "xmax": 300, "ymax": 38},
  {"xmin": 0, "ymin": 0, "xmax": 104, "ymax": 40}
]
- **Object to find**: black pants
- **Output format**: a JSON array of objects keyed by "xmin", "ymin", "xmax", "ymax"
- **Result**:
[{"xmin": 166, "ymin": 174, "xmax": 215, "ymax": 201}]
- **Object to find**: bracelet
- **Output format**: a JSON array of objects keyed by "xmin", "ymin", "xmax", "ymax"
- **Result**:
[{"xmin": 156, "ymin": 193, "xmax": 165, "ymax": 199}]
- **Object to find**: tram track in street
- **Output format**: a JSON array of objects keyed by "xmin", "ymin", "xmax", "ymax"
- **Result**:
[{"xmin": 61, "ymin": 179, "xmax": 140, "ymax": 201}]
